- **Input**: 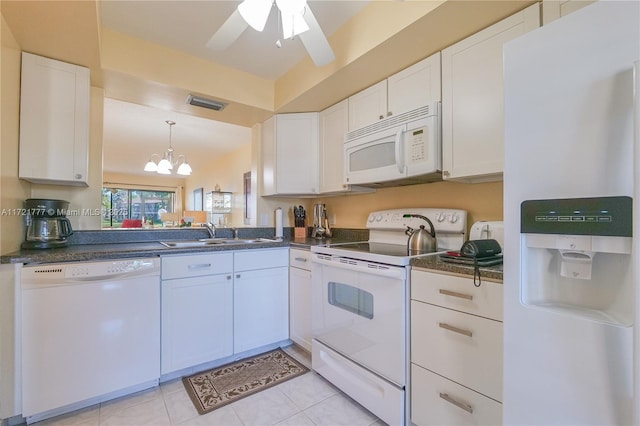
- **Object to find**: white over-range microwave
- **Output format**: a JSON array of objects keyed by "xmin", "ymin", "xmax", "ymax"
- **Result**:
[{"xmin": 344, "ymin": 102, "xmax": 441, "ymax": 187}]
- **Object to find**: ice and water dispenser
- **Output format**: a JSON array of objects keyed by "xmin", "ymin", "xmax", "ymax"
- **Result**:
[{"xmin": 520, "ymin": 196, "xmax": 633, "ymax": 326}]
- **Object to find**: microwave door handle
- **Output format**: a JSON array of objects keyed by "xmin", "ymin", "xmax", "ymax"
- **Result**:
[{"xmin": 394, "ymin": 127, "xmax": 405, "ymax": 174}]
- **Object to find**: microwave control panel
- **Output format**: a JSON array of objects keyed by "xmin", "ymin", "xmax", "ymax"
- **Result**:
[{"xmin": 406, "ymin": 126, "xmax": 429, "ymax": 164}]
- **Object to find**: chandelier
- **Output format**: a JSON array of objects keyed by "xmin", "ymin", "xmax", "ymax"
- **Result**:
[
  {"xmin": 144, "ymin": 120, "xmax": 192, "ymax": 176},
  {"xmin": 238, "ymin": 0, "xmax": 309, "ymax": 39}
]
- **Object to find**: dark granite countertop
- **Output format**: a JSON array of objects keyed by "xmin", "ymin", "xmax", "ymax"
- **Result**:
[
  {"xmin": 411, "ymin": 255, "xmax": 503, "ymax": 283},
  {"xmin": 1, "ymin": 227, "xmax": 368, "ymax": 265},
  {"xmin": 1, "ymin": 240, "xmax": 291, "ymax": 265},
  {"xmin": 3, "ymin": 227, "xmax": 503, "ymax": 282}
]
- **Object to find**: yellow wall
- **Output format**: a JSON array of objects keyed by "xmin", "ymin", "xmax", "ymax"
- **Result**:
[
  {"xmin": 315, "ymin": 181, "xmax": 503, "ymax": 233},
  {"xmin": 1, "ymin": 14, "xmax": 105, "ymax": 241},
  {"xmin": 185, "ymin": 143, "xmax": 252, "ymax": 228},
  {"xmin": 1, "ymin": 14, "xmax": 30, "ymax": 254}
]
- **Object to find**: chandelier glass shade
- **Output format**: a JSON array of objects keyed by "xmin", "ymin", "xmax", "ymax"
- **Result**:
[
  {"xmin": 238, "ymin": 0, "xmax": 309, "ymax": 38},
  {"xmin": 144, "ymin": 120, "xmax": 192, "ymax": 176}
]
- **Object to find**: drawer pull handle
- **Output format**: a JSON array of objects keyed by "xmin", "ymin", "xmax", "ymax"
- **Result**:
[
  {"xmin": 438, "ymin": 322, "xmax": 473, "ymax": 337},
  {"xmin": 294, "ymin": 257, "xmax": 308, "ymax": 262},
  {"xmin": 187, "ymin": 263, "xmax": 212, "ymax": 269},
  {"xmin": 439, "ymin": 289, "xmax": 473, "ymax": 300},
  {"xmin": 439, "ymin": 393, "xmax": 473, "ymax": 414}
]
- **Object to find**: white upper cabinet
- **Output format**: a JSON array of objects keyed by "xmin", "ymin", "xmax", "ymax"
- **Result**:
[
  {"xmin": 261, "ymin": 113, "xmax": 319, "ymax": 196},
  {"xmin": 348, "ymin": 80, "xmax": 388, "ymax": 131},
  {"xmin": 441, "ymin": 4, "xmax": 540, "ymax": 183},
  {"xmin": 319, "ymin": 99, "xmax": 355, "ymax": 194},
  {"xmin": 348, "ymin": 52, "xmax": 442, "ymax": 131},
  {"xmin": 19, "ymin": 52, "xmax": 90, "ymax": 186},
  {"xmin": 387, "ymin": 52, "xmax": 442, "ymax": 117},
  {"xmin": 319, "ymin": 100, "xmax": 348, "ymax": 193},
  {"xmin": 542, "ymin": 0, "xmax": 595, "ymax": 24}
]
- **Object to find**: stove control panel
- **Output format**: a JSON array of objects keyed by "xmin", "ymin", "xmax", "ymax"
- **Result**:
[{"xmin": 366, "ymin": 208, "xmax": 467, "ymax": 234}]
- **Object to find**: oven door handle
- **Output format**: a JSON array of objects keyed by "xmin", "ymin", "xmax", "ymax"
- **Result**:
[{"xmin": 312, "ymin": 255, "xmax": 406, "ymax": 279}]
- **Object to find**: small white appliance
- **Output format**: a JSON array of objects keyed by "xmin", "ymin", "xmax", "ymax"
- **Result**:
[
  {"xmin": 20, "ymin": 258, "xmax": 161, "ymax": 423},
  {"xmin": 311, "ymin": 208, "xmax": 467, "ymax": 425},
  {"xmin": 469, "ymin": 220, "xmax": 504, "ymax": 249},
  {"xmin": 344, "ymin": 103, "xmax": 441, "ymax": 187},
  {"xmin": 503, "ymin": 2, "xmax": 639, "ymax": 424}
]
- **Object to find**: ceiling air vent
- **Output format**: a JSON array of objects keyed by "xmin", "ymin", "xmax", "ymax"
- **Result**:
[{"xmin": 186, "ymin": 94, "xmax": 227, "ymax": 112}]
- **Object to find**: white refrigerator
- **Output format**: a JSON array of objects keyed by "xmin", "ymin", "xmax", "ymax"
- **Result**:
[{"xmin": 503, "ymin": 1, "xmax": 639, "ymax": 425}]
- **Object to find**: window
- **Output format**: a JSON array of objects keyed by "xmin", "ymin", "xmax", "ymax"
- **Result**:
[{"xmin": 102, "ymin": 187, "xmax": 175, "ymax": 228}]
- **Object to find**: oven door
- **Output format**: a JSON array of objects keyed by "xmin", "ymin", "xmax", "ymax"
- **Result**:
[{"xmin": 311, "ymin": 253, "xmax": 407, "ymax": 386}]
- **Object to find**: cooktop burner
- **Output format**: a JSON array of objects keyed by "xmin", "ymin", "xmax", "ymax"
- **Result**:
[{"xmin": 312, "ymin": 208, "xmax": 468, "ymax": 266}]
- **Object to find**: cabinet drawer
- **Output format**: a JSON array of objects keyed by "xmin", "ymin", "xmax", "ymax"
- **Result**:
[
  {"xmin": 162, "ymin": 252, "xmax": 233, "ymax": 280},
  {"xmin": 411, "ymin": 301, "xmax": 503, "ymax": 401},
  {"xmin": 289, "ymin": 249, "xmax": 311, "ymax": 271},
  {"xmin": 411, "ymin": 270, "xmax": 503, "ymax": 321},
  {"xmin": 235, "ymin": 248, "xmax": 288, "ymax": 272},
  {"xmin": 411, "ymin": 364, "xmax": 502, "ymax": 426}
]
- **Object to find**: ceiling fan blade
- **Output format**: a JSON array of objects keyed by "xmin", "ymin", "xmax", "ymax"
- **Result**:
[
  {"xmin": 206, "ymin": 9, "xmax": 249, "ymax": 51},
  {"xmin": 299, "ymin": 6, "xmax": 335, "ymax": 67}
]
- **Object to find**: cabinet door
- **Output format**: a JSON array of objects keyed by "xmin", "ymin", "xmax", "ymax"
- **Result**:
[
  {"xmin": 275, "ymin": 113, "xmax": 319, "ymax": 194},
  {"xmin": 387, "ymin": 52, "xmax": 442, "ymax": 117},
  {"xmin": 348, "ymin": 80, "xmax": 388, "ymax": 131},
  {"xmin": 234, "ymin": 266, "xmax": 289, "ymax": 353},
  {"xmin": 542, "ymin": 0, "xmax": 595, "ymax": 24},
  {"xmin": 411, "ymin": 300, "xmax": 503, "ymax": 402},
  {"xmin": 161, "ymin": 274, "xmax": 233, "ymax": 374},
  {"xmin": 319, "ymin": 99, "xmax": 349, "ymax": 193},
  {"xmin": 411, "ymin": 364, "xmax": 502, "ymax": 426},
  {"xmin": 289, "ymin": 265, "xmax": 312, "ymax": 351},
  {"xmin": 19, "ymin": 52, "xmax": 90, "ymax": 186},
  {"xmin": 261, "ymin": 116, "xmax": 277, "ymax": 196},
  {"xmin": 441, "ymin": 4, "xmax": 540, "ymax": 182}
]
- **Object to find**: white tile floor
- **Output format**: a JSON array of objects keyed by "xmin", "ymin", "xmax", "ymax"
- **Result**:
[{"xmin": 29, "ymin": 345, "xmax": 384, "ymax": 426}]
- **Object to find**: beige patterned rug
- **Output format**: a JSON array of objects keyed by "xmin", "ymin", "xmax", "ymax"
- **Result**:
[{"xmin": 182, "ymin": 348, "xmax": 309, "ymax": 415}]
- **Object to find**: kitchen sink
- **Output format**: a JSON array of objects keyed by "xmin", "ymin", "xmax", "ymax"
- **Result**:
[{"xmin": 160, "ymin": 238, "xmax": 280, "ymax": 248}]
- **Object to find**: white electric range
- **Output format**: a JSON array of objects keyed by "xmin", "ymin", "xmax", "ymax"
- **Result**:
[{"xmin": 310, "ymin": 208, "xmax": 467, "ymax": 425}]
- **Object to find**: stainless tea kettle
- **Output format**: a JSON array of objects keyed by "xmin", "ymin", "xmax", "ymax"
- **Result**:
[{"xmin": 403, "ymin": 214, "xmax": 437, "ymax": 254}]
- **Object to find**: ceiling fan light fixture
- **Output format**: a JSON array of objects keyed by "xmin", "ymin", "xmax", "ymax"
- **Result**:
[
  {"xmin": 276, "ymin": 0, "xmax": 308, "ymax": 37},
  {"xmin": 281, "ymin": 12, "xmax": 309, "ymax": 38},
  {"xmin": 238, "ymin": 0, "xmax": 272, "ymax": 32}
]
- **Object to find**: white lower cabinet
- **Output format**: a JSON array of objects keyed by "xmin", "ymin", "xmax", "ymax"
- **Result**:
[
  {"xmin": 411, "ymin": 364, "xmax": 502, "ymax": 426},
  {"xmin": 410, "ymin": 269, "xmax": 503, "ymax": 425},
  {"xmin": 161, "ymin": 252, "xmax": 234, "ymax": 375},
  {"xmin": 289, "ymin": 249, "xmax": 312, "ymax": 351},
  {"xmin": 161, "ymin": 248, "xmax": 289, "ymax": 374},
  {"xmin": 233, "ymin": 249, "xmax": 289, "ymax": 353}
]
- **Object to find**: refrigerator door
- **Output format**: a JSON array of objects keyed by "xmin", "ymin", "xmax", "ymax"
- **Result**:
[
  {"xmin": 503, "ymin": 2, "xmax": 639, "ymax": 425},
  {"xmin": 633, "ymin": 59, "xmax": 640, "ymax": 426}
]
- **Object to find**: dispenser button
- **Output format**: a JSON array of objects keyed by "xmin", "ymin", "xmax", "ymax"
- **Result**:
[{"xmin": 598, "ymin": 216, "xmax": 612, "ymax": 222}]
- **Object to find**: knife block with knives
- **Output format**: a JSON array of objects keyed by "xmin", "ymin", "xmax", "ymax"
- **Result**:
[{"xmin": 293, "ymin": 205, "xmax": 307, "ymax": 240}]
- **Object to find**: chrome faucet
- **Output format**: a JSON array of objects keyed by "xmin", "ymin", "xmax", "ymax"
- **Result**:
[
  {"xmin": 204, "ymin": 222, "xmax": 216, "ymax": 238},
  {"xmin": 232, "ymin": 227, "xmax": 239, "ymax": 240}
]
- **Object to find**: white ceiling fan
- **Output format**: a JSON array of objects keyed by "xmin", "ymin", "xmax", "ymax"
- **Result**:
[{"xmin": 206, "ymin": 0, "xmax": 335, "ymax": 67}]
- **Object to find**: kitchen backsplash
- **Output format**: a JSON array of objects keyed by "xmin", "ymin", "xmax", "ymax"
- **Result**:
[{"xmin": 317, "ymin": 180, "xmax": 503, "ymax": 230}]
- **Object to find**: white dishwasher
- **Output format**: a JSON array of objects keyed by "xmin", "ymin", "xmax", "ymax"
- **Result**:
[{"xmin": 20, "ymin": 258, "xmax": 161, "ymax": 423}]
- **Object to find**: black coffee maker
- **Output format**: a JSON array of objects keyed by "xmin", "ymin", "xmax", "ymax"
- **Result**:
[{"xmin": 21, "ymin": 199, "xmax": 73, "ymax": 249}]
